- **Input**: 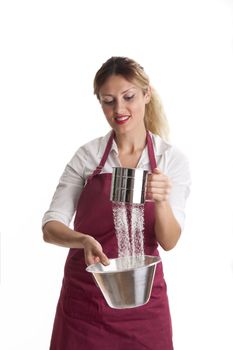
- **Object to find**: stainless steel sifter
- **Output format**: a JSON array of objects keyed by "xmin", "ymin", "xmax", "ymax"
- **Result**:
[{"xmin": 110, "ymin": 167, "xmax": 148, "ymax": 204}]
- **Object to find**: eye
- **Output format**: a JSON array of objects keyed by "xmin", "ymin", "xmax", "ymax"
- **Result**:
[
  {"xmin": 102, "ymin": 99, "xmax": 114, "ymax": 105},
  {"xmin": 124, "ymin": 94, "xmax": 135, "ymax": 101}
]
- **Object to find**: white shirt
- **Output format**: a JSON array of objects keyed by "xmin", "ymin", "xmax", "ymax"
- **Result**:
[{"xmin": 42, "ymin": 131, "xmax": 191, "ymax": 231}]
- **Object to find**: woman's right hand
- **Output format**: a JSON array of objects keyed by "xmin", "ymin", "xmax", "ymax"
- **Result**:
[{"xmin": 82, "ymin": 235, "xmax": 110, "ymax": 266}]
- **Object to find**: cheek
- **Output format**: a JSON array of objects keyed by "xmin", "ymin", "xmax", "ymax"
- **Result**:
[
  {"xmin": 102, "ymin": 108, "xmax": 114, "ymax": 123},
  {"xmin": 102, "ymin": 106, "xmax": 111, "ymax": 117},
  {"xmin": 132, "ymin": 103, "xmax": 146, "ymax": 118}
]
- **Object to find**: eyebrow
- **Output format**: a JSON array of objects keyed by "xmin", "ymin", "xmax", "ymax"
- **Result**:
[{"xmin": 100, "ymin": 87, "xmax": 137, "ymax": 97}]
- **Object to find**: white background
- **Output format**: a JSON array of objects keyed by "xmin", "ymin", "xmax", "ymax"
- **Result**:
[{"xmin": 0, "ymin": 0, "xmax": 233, "ymax": 349}]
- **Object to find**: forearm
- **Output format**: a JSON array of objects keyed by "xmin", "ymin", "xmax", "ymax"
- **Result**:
[
  {"xmin": 43, "ymin": 220, "xmax": 109, "ymax": 265},
  {"xmin": 42, "ymin": 220, "xmax": 88, "ymax": 248},
  {"xmin": 154, "ymin": 201, "xmax": 181, "ymax": 251}
]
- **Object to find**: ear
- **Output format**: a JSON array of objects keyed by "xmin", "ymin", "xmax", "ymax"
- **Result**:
[{"xmin": 144, "ymin": 86, "xmax": 151, "ymax": 104}]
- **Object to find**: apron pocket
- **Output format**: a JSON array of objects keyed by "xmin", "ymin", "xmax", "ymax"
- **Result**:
[{"xmin": 63, "ymin": 293, "xmax": 102, "ymax": 321}]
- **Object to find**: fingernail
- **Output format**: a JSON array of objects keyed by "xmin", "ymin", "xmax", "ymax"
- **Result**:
[{"xmin": 104, "ymin": 258, "xmax": 110, "ymax": 266}]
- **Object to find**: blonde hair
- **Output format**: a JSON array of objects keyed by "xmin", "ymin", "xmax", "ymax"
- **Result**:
[{"xmin": 93, "ymin": 56, "xmax": 169, "ymax": 140}]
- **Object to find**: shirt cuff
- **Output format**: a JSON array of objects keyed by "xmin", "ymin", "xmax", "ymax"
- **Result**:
[{"xmin": 42, "ymin": 211, "xmax": 70, "ymax": 228}]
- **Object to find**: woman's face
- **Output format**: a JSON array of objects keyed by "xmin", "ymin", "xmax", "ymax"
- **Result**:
[{"xmin": 98, "ymin": 74, "xmax": 150, "ymax": 135}]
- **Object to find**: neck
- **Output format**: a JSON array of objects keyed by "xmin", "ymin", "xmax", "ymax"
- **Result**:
[{"xmin": 114, "ymin": 128, "xmax": 147, "ymax": 154}]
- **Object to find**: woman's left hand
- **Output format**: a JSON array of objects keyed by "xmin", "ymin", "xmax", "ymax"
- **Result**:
[{"xmin": 146, "ymin": 168, "xmax": 172, "ymax": 203}]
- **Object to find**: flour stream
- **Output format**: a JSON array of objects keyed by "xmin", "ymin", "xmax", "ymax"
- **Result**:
[{"xmin": 112, "ymin": 202, "xmax": 145, "ymax": 269}]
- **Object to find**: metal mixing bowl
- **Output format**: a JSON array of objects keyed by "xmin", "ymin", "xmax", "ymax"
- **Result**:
[{"xmin": 86, "ymin": 255, "xmax": 161, "ymax": 309}]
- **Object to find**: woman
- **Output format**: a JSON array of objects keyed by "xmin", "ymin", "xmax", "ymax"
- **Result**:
[{"xmin": 42, "ymin": 56, "xmax": 191, "ymax": 349}]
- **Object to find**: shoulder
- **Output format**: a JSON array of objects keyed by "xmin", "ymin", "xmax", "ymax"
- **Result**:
[
  {"xmin": 152, "ymin": 133, "xmax": 188, "ymax": 161},
  {"xmin": 75, "ymin": 130, "xmax": 112, "ymax": 158},
  {"xmin": 151, "ymin": 133, "xmax": 190, "ymax": 178},
  {"xmin": 68, "ymin": 130, "xmax": 112, "ymax": 171},
  {"xmin": 80, "ymin": 131, "xmax": 111, "ymax": 151}
]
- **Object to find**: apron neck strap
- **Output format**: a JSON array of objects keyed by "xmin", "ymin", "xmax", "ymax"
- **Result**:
[
  {"xmin": 146, "ymin": 130, "xmax": 157, "ymax": 170},
  {"xmin": 88, "ymin": 130, "xmax": 157, "ymax": 181}
]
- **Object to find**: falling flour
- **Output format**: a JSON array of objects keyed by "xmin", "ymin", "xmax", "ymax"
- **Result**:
[{"xmin": 112, "ymin": 202, "xmax": 145, "ymax": 269}]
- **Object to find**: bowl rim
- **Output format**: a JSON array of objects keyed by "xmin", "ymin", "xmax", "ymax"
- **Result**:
[{"xmin": 86, "ymin": 255, "xmax": 161, "ymax": 274}]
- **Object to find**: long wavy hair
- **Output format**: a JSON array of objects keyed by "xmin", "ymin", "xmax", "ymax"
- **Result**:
[{"xmin": 93, "ymin": 56, "xmax": 169, "ymax": 140}]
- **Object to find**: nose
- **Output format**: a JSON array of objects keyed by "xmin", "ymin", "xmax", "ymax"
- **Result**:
[{"xmin": 113, "ymin": 99, "xmax": 126, "ymax": 115}]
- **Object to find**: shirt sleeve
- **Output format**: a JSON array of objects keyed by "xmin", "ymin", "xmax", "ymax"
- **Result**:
[
  {"xmin": 166, "ymin": 147, "xmax": 191, "ymax": 231},
  {"xmin": 42, "ymin": 146, "xmax": 87, "ymax": 228}
]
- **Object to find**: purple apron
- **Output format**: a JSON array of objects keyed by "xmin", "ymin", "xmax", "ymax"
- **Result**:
[{"xmin": 49, "ymin": 131, "xmax": 173, "ymax": 349}]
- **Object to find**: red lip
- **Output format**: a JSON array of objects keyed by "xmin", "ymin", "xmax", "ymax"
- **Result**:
[{"xmin": 113, "ymin": 115, "xmax": 130, "ymax": 125}]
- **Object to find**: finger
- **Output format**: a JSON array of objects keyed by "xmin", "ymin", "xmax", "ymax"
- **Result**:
[
  {"xmin": 148, "ymin": 173, "xmax": 167, "ymax": 182},
  {"xmin": 147, "ymin": 192, "xmax": 170, "ymax": 202},
  {"xmin": 86, "ymin": 250, "xmax": 110, "ymax": 266},
  {"xmin": 85, "ymin": 253, "xmax": 97, "ymax": 266},
  {"xmin": 147, "ymin": 187, "xmax": 171, "ymax": 195},
  {"xmin": 147, "ymin": 180, "xmax": 172, "ymax": 194},
  {"xmin": 99, "ymin": 252, "xmax": 110, "ymax": 266},
  {"xmin": 147, "ymin": 181, "xmax": 171, "ymax": 189},
  {"xmin": 155, "ymin": 193, "xmax": 170, "ymax": 202},
  {"xmin": 152, "ymin": 167, "xmax": 161, "ymax": 174}
]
